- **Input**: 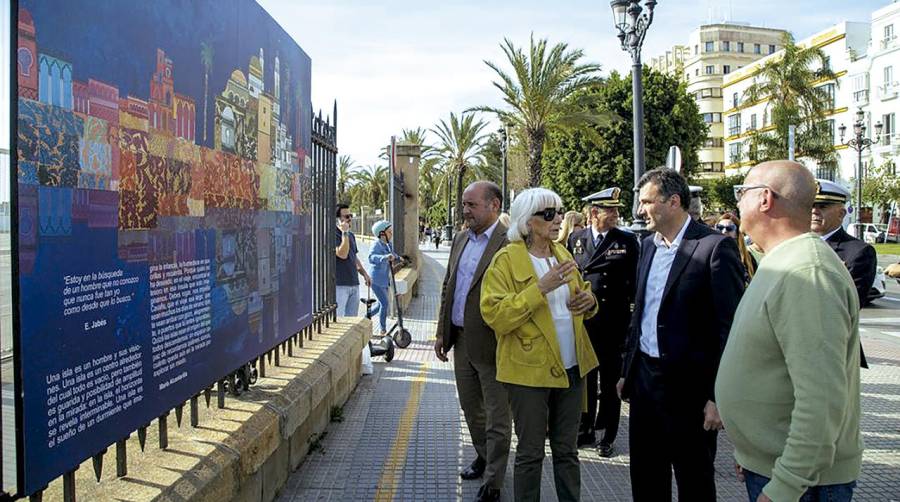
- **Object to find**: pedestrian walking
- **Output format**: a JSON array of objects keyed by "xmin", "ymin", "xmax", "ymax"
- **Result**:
[
  {"xmin": 335, "ymin": 204, "xmax": 371, "ymax": 316},
  {"xmin": 618, "ymin": 167, "xmax": 744, "ymax": 501},
  {"xmin": 434, "ymin": 181, "xmax": 511, "ymax": 502},
  {"xmin": 717, "ymin": 161, "xmax": 863, "ymax": 502},
  {"xmin": 368, "ymin": 220, "xmax": 400, "ymax": 336},
  {"xmin": 481, "ymin": 187, "xmax": 599, "ymax": 502},
  {"xmin": 567, "ymin": 187, "xmax": 638, "ymax": 458}
]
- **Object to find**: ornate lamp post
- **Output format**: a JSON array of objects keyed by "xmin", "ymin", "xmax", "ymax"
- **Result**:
[
  {"xmin": 610, "ymin": 0, "xmax": 657, "ymax": 231},
  {"xmin": 839, "ymin": 109, "xmax": 882, "ymax": 227},
  {"xmin": 498, "ymin": 125, "xmax": 510, "ymax": 213}
]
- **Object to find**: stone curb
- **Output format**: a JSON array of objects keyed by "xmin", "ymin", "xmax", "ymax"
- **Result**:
[{"xmin": 38, "ymin": 318, "xmax": 370, "ymax": 502}]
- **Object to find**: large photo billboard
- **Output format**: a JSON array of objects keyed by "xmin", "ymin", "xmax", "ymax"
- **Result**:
[{"xmin": 13, "ymin": 0, "xmax": 313, "ymax": 493}]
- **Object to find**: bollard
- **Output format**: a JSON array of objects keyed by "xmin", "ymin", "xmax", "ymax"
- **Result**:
[
  {"xmin": 28, "ymin": 488, "xmax": 45, "ymax": 502},
  {"xmin": 63, "ymin": 468, "xmax": 77, "ymax": 502},
  {"xmin": 116, "ymin": 436, "xmax": 128, "ymax": 477},
  {"xmin": 288, "ymin": 338, "xmax": 293, "ymax": 357},
  {"xmin": 190, "ymin": 395, "xmax": 199, "ymax": 427},
  {"xmin": 217, "ymin": 379, "xmax": 226, "ymax": 408},
  {"xmin": 259, "ymin": 355, "xmax": 266, "ymax": 378},
  {"xmin": 159, "ymin": 413, "xmax": 169, "ymax": 450},
  {"xmin": 274, "ymin": 347, "xmax": 280, "ymax": 366}
]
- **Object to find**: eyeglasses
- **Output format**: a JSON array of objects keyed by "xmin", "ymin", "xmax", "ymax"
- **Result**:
[
  {"xmin": 733, "ymin": 184, "xmax": 778, "ymax": 203},
  {"xmin": 716, "ymin": 224, "xmax": 737, "ymax": 233},
  {"xmin": 339, "ymin": 213, "xmax": 353, "ymax": 220},
  {"xmin": 533, "ymin": 207, "xmax": 564, "ymax": 221}
]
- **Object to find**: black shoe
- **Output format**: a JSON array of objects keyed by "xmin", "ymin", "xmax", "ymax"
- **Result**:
[
  {"xmin": 460, "ymin": 457, "xmax": 486, "ymax": 480},
  {"xmin": 475, "ymin": 484, "xmax": 501, "ymax": 502},
  {"xmin": 576, "ymin": 431, "xmax": 596, "ymax": 448},
  {"xmin": 597, "ymin": 442, "xmax": 615, "ymax": 457}
]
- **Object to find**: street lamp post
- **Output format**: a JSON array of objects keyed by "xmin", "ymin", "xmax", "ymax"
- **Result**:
[
  {"xmin": 498, "ymin": 125, "xmax": 510, "ymax": 213},
  {"xmin": 445, "ymin": 175, "xmax": 453, "ymax": 241},
  {"xmin": 610, "ymin": 0, "xmax": 657, "ymax": 231},
  {"xmin": 839, "ymin": 109, "xmax": 882, "ymax": 229}
]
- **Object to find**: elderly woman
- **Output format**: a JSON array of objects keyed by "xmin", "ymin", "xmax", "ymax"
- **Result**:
[
  {"xmin": 368, "ymin": 220, "xmax": 400, "ymax": 336},
  {"xmin": 480, "ymin": 188, "xmax": 599, "ymax": 502}
]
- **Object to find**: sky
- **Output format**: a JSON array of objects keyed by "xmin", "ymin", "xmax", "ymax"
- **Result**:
[{"xmin": 182, "ymin": 1, "xmax": 900, "ymax": 168}]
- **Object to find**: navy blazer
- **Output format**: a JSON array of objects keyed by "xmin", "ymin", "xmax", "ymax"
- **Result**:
[{"xmin": 621, "ymin": 219, "xmax": 745, "ymax": 405}]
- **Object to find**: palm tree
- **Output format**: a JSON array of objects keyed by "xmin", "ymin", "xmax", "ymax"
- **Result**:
[
  {"xmin": 337, "ymin": 155, "xmax": 357, "ymax": 203},
  {"xmin": 378, "ymin": 127, "xmax": 436, "ymax": 161},
  {"xmin": 431, "ymin": 112, "xmax": 490, "ymax": 226},
  {"xmin": 200, "ymin": 42, "xmax": 214, "ymax": 143},
  {"xmin": 743, "ymin": 33, "xmax": 839, "ymax": 169},
  {"xmin": 352, "ymin": 164, "xmax": 389, "ymax": 210},
  {"xmin": 472, "ymin": 35, "xmax": 606, "ymax": 186}
]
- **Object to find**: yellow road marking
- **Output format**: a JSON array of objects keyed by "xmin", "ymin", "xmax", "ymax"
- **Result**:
[{"xmin": 374, "ymin": 361, "xmax": 430, "ymax": 502}]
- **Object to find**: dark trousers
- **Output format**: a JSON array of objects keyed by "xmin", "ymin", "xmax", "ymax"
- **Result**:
[
  {"xmin": 581, "ymin": 351, "xmax": 623, "ymax": 446},
  {"xmin": 506, "ymin": 366, "xmax": 583, "ymax": 502},
  {"xmin": 629, "ymin": 352, "xmax": 717, "ymax": 501}
]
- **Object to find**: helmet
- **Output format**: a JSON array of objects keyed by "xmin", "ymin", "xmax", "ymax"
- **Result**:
[{"xmin": 372, "ymin": 220, "xmax": 392, "ymax": 237}]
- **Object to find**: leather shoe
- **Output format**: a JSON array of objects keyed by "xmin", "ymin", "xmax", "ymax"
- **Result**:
[
  {"xmin": 475, "ymin": 484, "xmax": 501, "ymax": 502},
  {"xmin": 576, "ymin": 431, "xmax": 596, "ymax": 448},
  {"xmin": 597, "ymin": 442, "xmax": 615, "ymax": 457},
  {"xmin": 460, "ymin": 457, "xmax": 486, "ymax": 480}
]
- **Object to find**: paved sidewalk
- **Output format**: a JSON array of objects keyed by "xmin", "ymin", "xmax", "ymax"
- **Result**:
[{"xmin": 277, "ymin": 244, "xmax": 900, "ymax": 501}]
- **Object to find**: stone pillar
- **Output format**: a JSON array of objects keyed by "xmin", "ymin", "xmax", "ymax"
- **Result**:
[{"xmin": 395, "ymin": 143, "xmax": 421, "ymax": 268}]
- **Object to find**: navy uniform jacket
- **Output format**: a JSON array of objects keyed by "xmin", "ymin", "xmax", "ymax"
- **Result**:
[
  {"xmin": 825, "ymin": 227, "xmax": 876, "ymax": 368},
  {"xmin": 567, "ymin": 227, "xmax": 639, "ymax": 352}
]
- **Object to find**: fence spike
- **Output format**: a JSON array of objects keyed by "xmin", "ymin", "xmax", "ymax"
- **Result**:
[
  {"xmin": 159, "ymin": 413, "xmax": 169, "ymax": 449},
  {"xmin": 28, "ymin": 488, "xmax": 44, "ymax": 502},
  {"xmin": 175, "ymin": 403, "xmax": 184, "ymax": 427},
  {"xmin": 91, "ymin": 448, "xmax": 106, "ymax": 482},
  {"xmin": 204, "ymin": 387, "xmax": 211, "ymax": 408},
  {"xmin": 288, "ymin": 338, "xmax": 293, "ymax": 357},
  {"xmin": 217, "ymin": 379, "xmax": 226, "ymax": 408},
  {"xmin": 190, "ymin": 395, "xmax": 199, "ymax": 427},
  {"xmin": 259, "ymin": 354, "xmax": 266, "ymax": 378},
  {"xmin": 63, "ymin": 469, "xmax": 77, "ymax": 502},
  {"xmin": 138, "ymin": 424, "xmax": 148, "ymax": 451},
  {"xmin": 274, "ymin": 346, "xmax": 281, "ymax": 366},
  {"xmin": 116, "ymin": 436, "xmax": 128, "ymax": 477},
  {"xmin": 267, "ymin": 350, "xmax": 273, "ymax": 365}
]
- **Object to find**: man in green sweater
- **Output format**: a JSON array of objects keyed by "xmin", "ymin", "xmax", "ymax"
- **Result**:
[{"xmin": 716, "ymin": 160, "xmax": 862, "ymax": 502}]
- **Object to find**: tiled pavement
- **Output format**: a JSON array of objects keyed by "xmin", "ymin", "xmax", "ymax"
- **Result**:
[{"xmin": 277, "ymin": 243, "xmax": 900, "ymax": 501}]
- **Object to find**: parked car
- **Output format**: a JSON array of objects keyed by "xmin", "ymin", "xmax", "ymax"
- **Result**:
[
  {"xmin": 847, "ymin": 223, "xmax": 887, "ymax": 244},
  {"xmin": 868, "ymin": 266, "xmax": 886, "ymax": 303}
]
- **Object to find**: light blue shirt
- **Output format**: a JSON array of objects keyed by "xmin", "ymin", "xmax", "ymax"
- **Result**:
[
  {"xmin": 640, "ymin": 215, "xmax": 691, "ymax": 357},
  {"xmin": 451, "ymin": 220, "xmax": 499, "ymax": 327}
]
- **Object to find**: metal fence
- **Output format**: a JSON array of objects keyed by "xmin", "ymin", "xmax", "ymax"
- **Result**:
[
  {"xmin": 9, "ymin": 107, "xmax": 338, "ymax": 501},
  {"xmin": 388, "ymin": 139, "xmax": 406, "ymax": 257}
]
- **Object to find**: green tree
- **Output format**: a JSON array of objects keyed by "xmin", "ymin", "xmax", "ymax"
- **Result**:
[
  {"xmin": 473, "ymin": 35, "xmax": 607, "ymax": 187},
  {"xmin": 352, "ymin": 165, "xmax": 389, "ymax": 211},
  {"xmin": 431, "ymin": 112, "xmax": 490, "ymax": 226},
  {"xmin": 861, "ymin": 160, "xmax": 900, "ymax": 221},
  {"xmin": 743, "ymin": 33, "xmax": 839, "ymax": 170},
  {"xmin": 337, "ymin": 155, "xmax": 357, "ymax": 204},
  {"xmin": 704, "ymin": 174, "xmax": 743, "ymax": 213},
  {"xmin": 542, "ymin": 68, "xmax": 707, "ymax": 212},
  {"xmin": 200, "ymin": 42, "xmax": 214, "ymax": 143}
]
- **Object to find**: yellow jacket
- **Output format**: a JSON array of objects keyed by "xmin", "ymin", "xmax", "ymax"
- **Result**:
[{"xmin": 480, "ymin": 240, "xmax": 599, "ymax": 388}]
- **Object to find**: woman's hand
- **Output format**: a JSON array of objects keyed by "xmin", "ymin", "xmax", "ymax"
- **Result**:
[
  {"xmin": 537, "ymin": 260, "xmax": 577, "ymax": 295},
  {"xmin": 567, "ymin": 289, "xmax": 595, "ymax": 316}
]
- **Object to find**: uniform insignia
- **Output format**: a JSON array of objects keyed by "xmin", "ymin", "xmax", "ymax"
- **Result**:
[
  {"xmin": 574, "ymin": 239, "xmax": 585, "ymax": 255},
  {"xmin": 608, "ymin": 248, "xmax": 627, "ymax": 255}
]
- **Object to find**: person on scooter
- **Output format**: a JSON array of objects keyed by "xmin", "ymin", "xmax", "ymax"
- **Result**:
[{"xmin": 369, "ymin": 220, "xmax": 401, "ymax": 336}]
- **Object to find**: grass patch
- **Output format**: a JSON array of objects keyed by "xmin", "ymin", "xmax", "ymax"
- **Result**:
[
  {"xmin": 875, "ymin": 243, "xmax": 900, "ymax": 256},
  {"xmin": 308, "ymin": 431, "xmax": 328, "ymax": 454},
  {"xmin": 330, "ymin": 405, "xmax": 344, "ymax": 423}
]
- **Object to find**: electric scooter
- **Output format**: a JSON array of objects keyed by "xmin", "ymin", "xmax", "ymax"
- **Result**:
[
  {"xmin": 362, "ymin": 286, "xmax": 395, "ymax": 362},
  {"xmin": 386, "ymin": 261, "xmax": 412, "ymax": 348}
]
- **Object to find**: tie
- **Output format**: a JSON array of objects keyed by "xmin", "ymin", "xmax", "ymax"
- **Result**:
[{"xmin": 594, "ymin": 233, "xmax": 602, "ymax": 248}]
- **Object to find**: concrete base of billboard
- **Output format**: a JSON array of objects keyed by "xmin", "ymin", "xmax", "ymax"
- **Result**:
[{"xmin": 37, "ymin": 317, "xmax": 370, "ymax": 502}]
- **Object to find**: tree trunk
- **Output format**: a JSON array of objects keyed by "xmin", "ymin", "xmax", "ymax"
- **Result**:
[
  {"xmin": 454, "ymin": 164, "xmax": 466, "ymax": 228},
  {"xmin": 527, "ymin": 127, "xmax": 546, "ymax": 187}
]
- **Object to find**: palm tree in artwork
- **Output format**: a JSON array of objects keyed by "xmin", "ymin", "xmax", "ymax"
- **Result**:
[{"xmin": 200, "ymin": 42, "xmax": 214, "ymax": 143}]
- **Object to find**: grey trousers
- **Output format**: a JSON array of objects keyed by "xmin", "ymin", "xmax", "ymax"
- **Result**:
[
  {"xmin": 506, "ymin": 366, "xmax": 583, "ymax": 502},
  {"xmin": 453, "ymin": 330, "xmax": 512, "ymax": 489}
]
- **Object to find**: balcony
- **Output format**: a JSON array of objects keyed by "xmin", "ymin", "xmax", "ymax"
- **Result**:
[
  {"xmin": 880, "ymin": 36, "xmax": 898, "ymax": 51},
  {"xmin": 878, "ymin": 83, "xmax": 899, "ymax": 101},
  {"xmin": 853, "ymin": 89, "xmax": 870, "ymax": 106}
]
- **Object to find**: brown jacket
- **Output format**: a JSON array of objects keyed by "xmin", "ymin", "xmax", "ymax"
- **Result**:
[{"xmin": 436, "ymin": 222, "xmax": 508, "ymax": 366}]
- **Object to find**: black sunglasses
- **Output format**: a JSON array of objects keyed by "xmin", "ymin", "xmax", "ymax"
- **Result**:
[
  {"xmin": 716, "ymin": 224, "xmax": 737, "ymax": 233},
  {"xmin": 533, "ymin": 207, "xmax": 564, "ymax": 221}
]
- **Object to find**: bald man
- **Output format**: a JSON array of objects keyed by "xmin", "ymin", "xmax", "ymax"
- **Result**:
[{"xmin": 716, "ymin": 161, "xmax": 862, "ymax": 502}]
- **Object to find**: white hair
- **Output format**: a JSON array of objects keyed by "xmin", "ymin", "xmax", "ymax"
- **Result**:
[{"xmin": 507, "ymin": 188, "xmax": 563, "ymax": 242}]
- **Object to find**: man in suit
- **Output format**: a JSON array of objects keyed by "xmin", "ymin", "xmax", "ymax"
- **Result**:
[
  {"xmin": 811, "ymin": 178, "xmax": 876, "ymax": 368},
  {"xmin": 435, "ymin": 181, "xmax": 511, "ymax": 502},
  {"xmin": 567, "ymin": 187, "xmax": 638, "ymax": 457},
  {"xmin": 616, "ymin": 167, "xmax": 745, "ymax": 501}
]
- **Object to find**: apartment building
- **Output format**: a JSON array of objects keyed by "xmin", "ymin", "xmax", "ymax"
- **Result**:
[{"xmin": 651, "ymin": 23, "xmax": 787, "ymax": 178}]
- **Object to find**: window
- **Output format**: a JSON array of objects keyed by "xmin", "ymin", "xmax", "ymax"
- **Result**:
[
  {"xmin": 722, "ymin": 41, "xmax": 731, "ymax": 52},
  {"xmin": 723, "ymin": 64, "xmax": 731, "ymax": 75},
  {"xmin": 754, "ymin": 43, "xmax": 761, "ymax": 54},
  {"xmin": 732, "ymin": 92, "xmax": 739, "ymax": 109},
  {"xmin": 882, "ymin": 113, "xmax": 895, "ymax": 144},
  {"xmin": 698, "ymin": 87, "xmax": 722, "ymax": 99},
  {"xmin": 703, "ymin": 112, "xmax": 722, "ymax": 123},
  {"xmin": 750, "ymin": 114, "xmax": 757, "ymax": 130},
  {"xmin": 705, "ymin": 65, "xmax": 715, "ymax": 75},
  {"xmin": 728, "ymin": 114, "xmax": 742, "ymax": 136},
  {"xmin": 737, "ymin": 42, "xmax": 745, "ymax": 53},
  {"xmin": 694, "ymin": 44, "xmax": 699, "ymax": 55},
  {"xmin": 818, "ymin": 83, "xmax": 836, "ymax": 109},
  {"xmin": 762, "ymin": 109, "xmax": 769, "ymax": 127},
  {"xmin": 886, "ymin": 24, "xmax": 895, "ymax": 40},
  {"xmin": 769, "ymin": 44, "xmax": 776, "ymax": 54},
  {"xmin": 695, "ymin": 68, "xmax": 700, "ymax": 77},
  {"xmin": 703, "ymin": 137, "xmax": 725, "ymax": 148},
  {"xmin": 728, "ymin": 142, "xmax": 743, "ymax": 164},
  {"xmin": 885, "ymin": 66, "xmax": 894, "ymax": 87},
  {"xmin": 705, "ymin": 41, "xmax": 714, "ymax": 52},
  {"xmin": 700, "ymin": 162, "xmax": 725, "ymax": 172},
  {"xmin": 825, "ymin": 119, "xmax": 835, "ymax": 144}
]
